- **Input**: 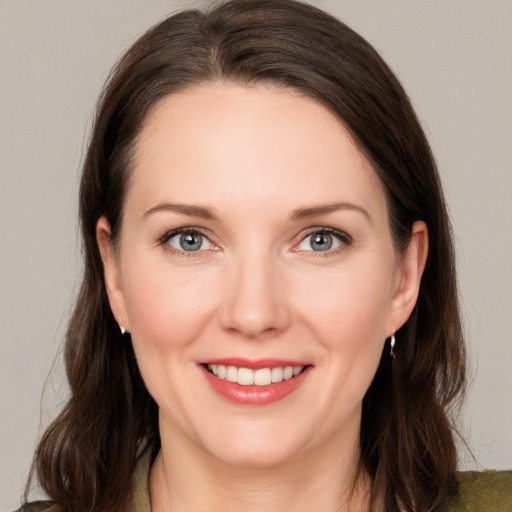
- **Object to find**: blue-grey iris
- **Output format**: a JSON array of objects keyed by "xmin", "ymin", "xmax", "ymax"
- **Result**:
[
  {"xmin": 311, "ymin": 232, "xmax": 333, "ymax": 251},
  {"xmin": 180, "ymin": 233, "xmax": 203, "ymax": 251}
]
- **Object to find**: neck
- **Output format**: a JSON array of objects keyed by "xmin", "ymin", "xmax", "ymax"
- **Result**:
[{"xmin": 150, "ymin": 420, "xmax": 370, "ymax": 512}]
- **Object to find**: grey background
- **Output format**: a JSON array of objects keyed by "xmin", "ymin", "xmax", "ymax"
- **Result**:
[{"xmin": 1, "ymin": 0, "xmax": 511, "ymax": 509}]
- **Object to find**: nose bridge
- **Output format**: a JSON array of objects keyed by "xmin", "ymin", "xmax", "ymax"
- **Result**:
[{"xmin": 219, "ymin": 243, "xmax": 290, "ymax": 339}]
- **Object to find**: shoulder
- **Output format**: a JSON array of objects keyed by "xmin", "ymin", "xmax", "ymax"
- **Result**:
[
  {"xmin": 10, "ymin": 501, "xmax": 58, "ymax": 512},
  {"xmin": 446, "ymin": 470, "xmax": 512, "ymax": 512}
]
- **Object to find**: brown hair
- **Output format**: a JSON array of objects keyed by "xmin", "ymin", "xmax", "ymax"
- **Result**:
[{"xmin": 28, "ymin": 1, "xmax": 466, "ymax": 511}]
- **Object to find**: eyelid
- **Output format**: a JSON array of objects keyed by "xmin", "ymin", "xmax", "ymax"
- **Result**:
[
  {"xmin": 292, "ymin": 226, "xmax": 353, "ymax": 254},
  {"xmin": 157, "ymin": 225, "xmax": 352, "ymax": 256},
  {"xmin": 158, "ymin": 226, "xmax": 219, "ymax": 253}
]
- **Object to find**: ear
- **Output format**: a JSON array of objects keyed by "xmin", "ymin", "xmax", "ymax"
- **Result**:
[
  {"xmin": 96, "ymin": 216, "xmax": 130, "ymax": 333},
  {"xmin": 387, "ymin": 220, "xmax": 428, "ymax": 334}
]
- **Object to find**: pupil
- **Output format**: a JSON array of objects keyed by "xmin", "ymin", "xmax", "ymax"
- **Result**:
[
  {"xmin": 311, "ymin": 233, "xmax": 332, "ymax": 251},
  {"xmin": 180, "ymin": 233, "xmax": 202, "ymax": 251}
]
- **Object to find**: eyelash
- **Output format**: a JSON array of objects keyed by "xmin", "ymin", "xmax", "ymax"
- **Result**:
[
  {"xmin": 158, "ymin": 227, "xmax": 216, "ymax": 258},
  {"xmin": 157, "ymin": 226, "xmax": 353, "ymax": 257},
  {"xmin": 296, "ymin": 227, "xmax": 353, "ymax": 257}
]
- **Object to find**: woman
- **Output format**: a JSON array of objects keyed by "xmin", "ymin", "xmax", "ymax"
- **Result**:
[{"xmin": 19, "ymin": 1, "xmax": 511, "ymax": 511}]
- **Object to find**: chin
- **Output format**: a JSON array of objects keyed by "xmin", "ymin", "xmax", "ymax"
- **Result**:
[
  {"xmin": 198, "ymin": 421, "xmax": 306, "ymax": 469},
  {"xmin": 210, "ymin": 444, "xmax": 299, "ymax": 470}
]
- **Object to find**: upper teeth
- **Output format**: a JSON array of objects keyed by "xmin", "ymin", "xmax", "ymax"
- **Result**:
[{"xmin": 207, "ymin": 364, "xmax": 304, "ymax": 386}]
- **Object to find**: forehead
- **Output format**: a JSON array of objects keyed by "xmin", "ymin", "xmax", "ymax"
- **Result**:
[{"xmin": 127, "ymin": 83, "xmax": 386, "ymax": 219}]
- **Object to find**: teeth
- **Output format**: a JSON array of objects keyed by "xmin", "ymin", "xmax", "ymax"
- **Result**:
[
  {"xmin": 237, "ymin": 367, "xmax": 254, "ymax": 385},
  {"xmin": 271, "ymin": 367, "xmax": 283, "ymax": 383},
  {"xmin": 254, "ymin": 368, "xmax": 271, "ymax": 386},
  {"xmin": 226, "ymin": 366, "xmax": 237, "ymax": 383},
  {"xmin": 206, "ymin": 364, "xmax": 305, "ymax": 386}
]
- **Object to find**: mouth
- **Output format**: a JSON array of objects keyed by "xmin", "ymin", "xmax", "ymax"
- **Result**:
[
  {"xmin": 204, "ymin": 363, "xmax": 306, "ymax": 386},
  {"xmin": 200, "ymin": 359, "xmax": 312, "ymax": 405}
]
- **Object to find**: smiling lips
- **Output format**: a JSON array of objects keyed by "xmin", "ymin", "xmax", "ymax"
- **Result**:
[
  {"xmin": 206, "ymin": 364, "xmax": 304, "ymax": 385},
  {"xmin": 201, "ymin": 359, "xmax": 311, "ymax": 405}
]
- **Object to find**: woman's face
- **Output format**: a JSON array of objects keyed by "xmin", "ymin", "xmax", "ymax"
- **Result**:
[{"xmin": 99, "ymin": 84, "xmax": 426, "ymax": 468}]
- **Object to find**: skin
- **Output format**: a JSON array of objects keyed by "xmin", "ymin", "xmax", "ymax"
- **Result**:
[{"xmin": 97, "ymin": 84, "xmax": 428, "ymax": 512}]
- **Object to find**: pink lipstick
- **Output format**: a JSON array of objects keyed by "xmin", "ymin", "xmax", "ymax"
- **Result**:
[{"xmin": 199, "ymin": 358, "xmax": 312, "ymax": 406}]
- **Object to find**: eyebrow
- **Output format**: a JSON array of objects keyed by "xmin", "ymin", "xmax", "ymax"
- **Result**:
[
  {"xmin": 143, "ymin": 201, "xmax": 371, "ymax": 223},
  {"xmin": 143, "ymin": 202, "xmax": 219, "ymax": 220},
  {"xmin": 288, "ymin": 202, "xmax": 372, "ymax": 222}
]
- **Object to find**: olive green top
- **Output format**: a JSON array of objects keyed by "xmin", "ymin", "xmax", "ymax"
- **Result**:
[
  {"xmin": 14, "ymin": 455, "xmax": 512, "ymax": 512},
  {"xmin": 447, "ymin": 469, "xmax": 512, "ymax": 511},
  {"xmin": 128, "ymin": 455, "xmax": 512, "ymax": 511}
]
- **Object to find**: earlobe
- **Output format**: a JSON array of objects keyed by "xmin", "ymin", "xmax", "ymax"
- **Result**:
[
  {"xmin": 388, "ymin": 220, "xmax": 428, "ymax": 332},
  {"xmin": 96, "ymin": 216, "xmax": 130, "ymax": 332}
]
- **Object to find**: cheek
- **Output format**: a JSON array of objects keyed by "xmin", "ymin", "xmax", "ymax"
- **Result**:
[
  {"xmin": 121, "ymin": 255, "xmax": 220, "ymax": 350},
  {"xmin": 119, "ymin": 255, "xmax": 224, "ymax": 421},
  {"xmin": 291, "ymin": 257, "xmax": 395, "ymax": 395}
]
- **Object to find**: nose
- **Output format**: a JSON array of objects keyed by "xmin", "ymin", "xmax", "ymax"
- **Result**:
[{"xmin": 218, "ymin": 252, "xmax": 291, "ymax": 340}]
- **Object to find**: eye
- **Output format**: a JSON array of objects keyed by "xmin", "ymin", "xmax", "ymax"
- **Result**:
[
  {"xmin": 165, "ymin": 230, "xmax": 214, "ymax": 252},
  {"xmin": 297, "ymin": 229, "xmax": 349, "ymax": 252}
]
